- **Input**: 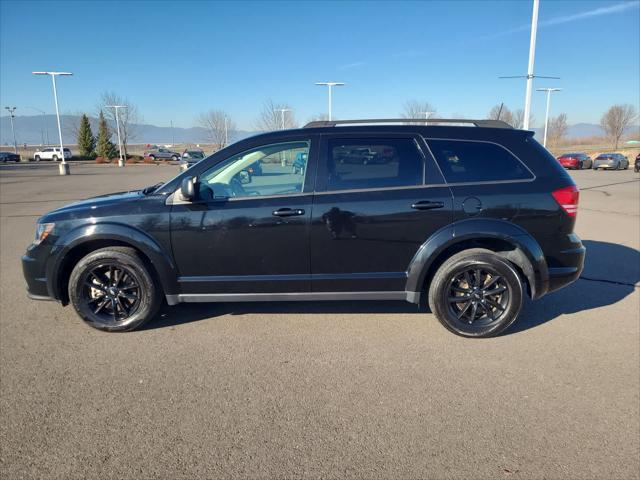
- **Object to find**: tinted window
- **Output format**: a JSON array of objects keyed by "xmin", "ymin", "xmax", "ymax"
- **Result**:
[
  {"xmin": 427, "ymin": 139, "xmax": 533, "ymax": 183},
  {"xmin": 326, "ymin": 138, "xmax": 423, "ymax": 191},
  {"xmin": 198, "ymin": 140, "xmax": 310, "ymax": 200}
]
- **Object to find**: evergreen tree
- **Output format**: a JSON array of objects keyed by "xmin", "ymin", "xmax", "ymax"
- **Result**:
[
  {"xmin": 95, "ymin": 110, "xmax": 117, "ymax": 159},
  {"xmin": 77, "ymin": 114, "xmax": 96, "ymax": 158}
]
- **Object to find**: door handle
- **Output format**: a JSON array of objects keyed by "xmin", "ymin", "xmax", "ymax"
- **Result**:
[
  {"xmin": 272, "ymin": 208, "xmax": 305, "ymax": 217},
  {"xmin": 411, "ymin": 200, "xmax": 445, "ymax": 210}
]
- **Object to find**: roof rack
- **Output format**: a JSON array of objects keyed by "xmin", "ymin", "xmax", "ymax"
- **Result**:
[{"xmin": 303, "ymin": 118, "xmax": 513, "ymax": 129}]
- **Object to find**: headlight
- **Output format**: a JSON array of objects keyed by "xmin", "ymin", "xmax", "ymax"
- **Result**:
[{"xmin": 34, "ymin": 222, "xmax": 55, "ymax": 245}]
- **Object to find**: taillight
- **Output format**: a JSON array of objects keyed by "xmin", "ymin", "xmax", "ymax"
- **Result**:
[{"xmin": 552, "ymin": 185, "xmax": 579, "ymax": 217}]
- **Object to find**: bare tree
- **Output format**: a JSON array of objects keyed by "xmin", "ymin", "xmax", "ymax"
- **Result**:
[
  {"xmin": 401, "ymin": 100, "xmax": 437, "ymax": 123},
  {"xmin": 256, "ymin": 99, "xmax": 297, "ymax": 131},
  {"xmin": 197, "ymin": 110, "xmax": 235, "ymax": 149},
  {"xmin": 600, "ymin": 104, "xmax": 638, "ymax": 149},
  {"xmin": 98, "ymin": 91, "xmax": 140, "ymax": 156},
  {"xmin": 548, "ymin": 113, "xmax": 568, "ymax": 146}
]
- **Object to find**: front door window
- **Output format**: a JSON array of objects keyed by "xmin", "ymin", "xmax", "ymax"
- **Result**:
[{"xmin": 198, "ymin": 141, "xmax": 310, "ymax": 200}]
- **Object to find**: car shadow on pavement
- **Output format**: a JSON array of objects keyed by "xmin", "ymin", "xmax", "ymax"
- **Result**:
[{"xmin": 146, "ymin": 240, "xmax": 639, "ymax": 335}]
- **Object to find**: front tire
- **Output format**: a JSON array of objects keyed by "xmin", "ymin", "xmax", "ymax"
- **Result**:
[
  {"xmin": 68, "ymin": 247, "xmax": 161, "ymax": 332},
  {"xmin": 428, "ymin": 249, "xmax": 523, "ymax": 338}
]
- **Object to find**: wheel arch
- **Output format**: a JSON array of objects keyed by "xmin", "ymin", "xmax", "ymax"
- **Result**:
[
  {"xmin": 406, "ymin": 219, "xmax": 549, "ymax": 302},
  {"xmin": 47, "ymin": 222, "xmax": 178, "ymax": 305}
]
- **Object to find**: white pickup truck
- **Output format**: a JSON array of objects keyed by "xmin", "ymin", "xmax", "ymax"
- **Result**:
[{"xmin": 33, "ymin": 147, "xmax": 72, "ymax": 161}]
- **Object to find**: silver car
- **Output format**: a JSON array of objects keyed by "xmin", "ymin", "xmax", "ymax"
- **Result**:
[
  {"xmin": 144, "ymin": 147, "xmax": 180, "ymax": 162},
  {"xmin": 179, "ymin": 149, "xmax": 206, "ymax": 171},
  {"xmin": 593, "ymin": 153, "xmax": 630, "ymax": 170}
]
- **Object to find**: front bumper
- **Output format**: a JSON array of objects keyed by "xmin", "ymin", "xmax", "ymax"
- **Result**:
[{"xmin": 22, "ymin": 253, "xmax": 50, "ymax": 298}]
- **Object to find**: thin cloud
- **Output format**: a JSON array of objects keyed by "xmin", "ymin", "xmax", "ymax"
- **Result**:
[
  {"xmin": 339, "ymin": 61, "xmax": 365, "ymax": 70},
  {"xmin": 482, "ymin": 1, "xmax": 639, "ymax": 39}
]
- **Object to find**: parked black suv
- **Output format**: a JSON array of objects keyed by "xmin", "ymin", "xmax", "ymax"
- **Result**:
[{"xmin": 22, "ymin": 119, "xmax": 585, "ymax": 337}]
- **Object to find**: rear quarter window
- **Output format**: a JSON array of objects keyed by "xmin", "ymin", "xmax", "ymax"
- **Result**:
[{"xmin": 426, "ymin": 139, "xmax": 533, "ymax": 183}]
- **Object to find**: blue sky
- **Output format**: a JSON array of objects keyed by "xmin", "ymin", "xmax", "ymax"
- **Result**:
[{"xmin": 1, "ymin": 0, "xmax": 639, "ymax": 130}]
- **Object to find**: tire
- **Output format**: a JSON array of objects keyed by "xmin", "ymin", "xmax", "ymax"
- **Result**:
[
  {"xmin": 428, "ymin": 248, "xmax": 524, "ymax": 338},
  {"xmin": 34, "ymin": 155, "xmax": 40, "ymax": 162},
  {"xmin": 578, "ymin": 161, "xmax": 583, "ymax": 170},
  {"xmin": 68, "ymin": 247, "xmax": 161, "ymax": 332},
  {"xmin": 171, "ymin": 155, "xmax": 178, "ymax": 162},
  {"xmin": 52, "ymin": 155, "xmax": 58, "ymax": 161},
  {"xmin": 149, "ymin": 155, "xmax": 156, "ymax": 161}
]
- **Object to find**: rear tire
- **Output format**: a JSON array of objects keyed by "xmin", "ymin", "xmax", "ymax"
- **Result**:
[
  {"xmin": 52, "ymin": 155, "xmax": 58, "ymax": 161},
  {"xmin": 428, "ymin": 249, "xmax": 523, "ymax": 338},
  {"xmin": 68, "ymin": 247, "xmax": 161, "ymax": 332},
  {"xmin": 171, "ymin": 155, "xmax": 178, "ymax": 162},
  {"xmin": 34, "ymin": 155, "xmax": 41, "ymax": 162}
]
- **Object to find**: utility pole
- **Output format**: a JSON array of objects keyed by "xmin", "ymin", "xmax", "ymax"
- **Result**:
[
  {"xmin": 4, "ymin": 107, "xmax": 17, "ymax": 154},
  {"xmin": 536, "ymin": 88, "xmax": 561, "ymax": 147},
  {"xmin": 33, "ymin": 71, "xmax": 73, "ymax": 175},
  {"xmin": 315, "ymin": 82, "xmax": 345, "ymax": 120},
  {"xmin": 170, "ymin": 120, "xmax": 175, "ymax": 146},
  {"xmin": 105, "ymin": 105, "xmax": 127, "ymax": 167},
  {"xmin": 418, "ymin": 111, "xmax": 435, "ymax": 124}
]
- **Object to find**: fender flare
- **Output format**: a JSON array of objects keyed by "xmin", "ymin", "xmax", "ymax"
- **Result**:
[
  {"xmin": 46, "ymin": 222, "xmax": 178, "ymax": 301},
  {"xmin": 405, "ymin": 218, "xmax": 549, "ymax": 300}
]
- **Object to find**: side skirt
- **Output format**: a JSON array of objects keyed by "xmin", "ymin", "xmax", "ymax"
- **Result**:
[{"xmin": 166, "ymin": 291, "xmax": 421, "ymax": 305}]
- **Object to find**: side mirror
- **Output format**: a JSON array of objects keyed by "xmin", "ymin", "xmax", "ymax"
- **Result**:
[{"xmin": 180, "ymin": 176, "xmax": 198, "ymax": 201}]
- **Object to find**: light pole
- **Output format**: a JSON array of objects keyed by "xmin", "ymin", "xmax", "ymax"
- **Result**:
[
  {"xmin": 28, "ymin": 107, "xmax": 49, "ymax": 146},
  {"xmin": 537, "ymin": 88, "xmax": 561, "ymax": 147},
  {"xmin": 315, "ymin": 82, "xmax": 345, "ymax": 120},
  {"xmin": 499, "ymin": 0, "xmax": 559, "ymax": 131},
  {"xmin": 224, "ymin": 115, "xmax": 228, "ymax": 147},
  {"xmin": 33, "ymin": 71, "xmax": 73, "ymax": 175},
  {"xmin": 4, "ymin": 107, "xmax": 17, "ymax": 154},
  {"xmin": 105, "ymin": 105, "xmax": 127, "ymax": 167},
  {"xmin": 275, "ymin": 108, "xmax": 291, "ymax": 129}
]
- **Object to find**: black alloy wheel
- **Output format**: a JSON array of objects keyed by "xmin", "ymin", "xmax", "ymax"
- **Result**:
[
  {"xmin": 68, "ymin": 247, "xmax": 161, "ymax": 331},
  {"xmin": 428, "ymin": 249, "xmax": 523, "ymax": 338}
]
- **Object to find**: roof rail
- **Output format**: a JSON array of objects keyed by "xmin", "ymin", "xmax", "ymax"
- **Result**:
[{"xmin": 303, "ymin": 118, "xmax": 513, "ymax": 129}]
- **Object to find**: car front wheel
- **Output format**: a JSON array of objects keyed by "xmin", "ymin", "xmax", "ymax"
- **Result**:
[
  {"xmin": 428, "ymin": 249, "xmax": 523, "ymax": 338},
  {"xmin": 68, "ymin": 247, "xmax": 161, "ymax": 332}
]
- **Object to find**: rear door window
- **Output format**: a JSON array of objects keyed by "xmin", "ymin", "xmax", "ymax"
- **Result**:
[
  {"xmin": 427, "ymin": 139, "xmax": 533, "ymax": 183},
  {"xmin": 324, "ymin": 138, "xmax": 423, "ymax": 191}
]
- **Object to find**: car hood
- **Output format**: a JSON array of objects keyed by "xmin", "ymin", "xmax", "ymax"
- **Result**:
[{"xmin": 42, "ymin": 190, "xmax": 144, "ymax": 219}]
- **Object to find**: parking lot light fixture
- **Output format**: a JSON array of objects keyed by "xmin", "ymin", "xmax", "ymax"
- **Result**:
[
  {"xmin": 4, "ymin": 107, "xmax": 18, "ymax": 154},
  {"xmin": 536, "ymin": 88, "xmax": 561, "ymax": 147},
  {"xmin": 275, "ymin": 108, "xmax": 291, "ymax": 130},
  {"xmin": 105, "ymin": 105, "xmax": 127, "ymax": 167},
  {"xmin": 315, "ymin": 82, "xmax": 345, "ymax": 121},
  {"xmin": 32, "ymin": 71, "xmax": 73, "ymax": 175}
]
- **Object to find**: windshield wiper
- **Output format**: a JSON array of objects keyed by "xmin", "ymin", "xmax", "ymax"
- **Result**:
[{"xmin": 142, "ymin": 182, "xmax": 164, "ymax": 195}]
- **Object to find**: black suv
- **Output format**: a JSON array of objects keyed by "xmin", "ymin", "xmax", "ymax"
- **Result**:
[{"xmin": 22, "ymin": 119, "xmax": 585, "ymax": 337}]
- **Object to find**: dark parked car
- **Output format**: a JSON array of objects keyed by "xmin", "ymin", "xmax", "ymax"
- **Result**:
[
  {"xmin": 0, "ymin": 151, "xmax": 20, "ymax": 162},
  {"xmin": 22, "ymin": 118, "xmax": 585, "ymax": 338},
  {"xmin": 634, "ymin": 153, "xmax": 640, "ymax": 173},
  {"xmin": 179, "ymin": 149, "xmax": 206, "ymax": 171},
  {"xmin": 593, "ymin": 153, "xmax": 629, "ymax": 170},
  {"xmin": 557, "ymin": 152, "xmax": 592, "ymax": 170}
]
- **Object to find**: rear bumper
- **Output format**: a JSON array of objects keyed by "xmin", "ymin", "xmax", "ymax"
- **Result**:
[{"xmin": 545, "ymin": 235, "xmax": 586, "ymax": 294}]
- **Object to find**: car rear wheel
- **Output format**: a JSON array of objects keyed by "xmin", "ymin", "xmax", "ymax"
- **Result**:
[
  {"xmin": 428, "ymin": 249, "xmax": 523, "ymax": 338},
  {"xmin": 52, "ymin": 155, "xmax": 58, "ymax": 161},
  {"xmin": 68, "ymin": 247, "xmax": 161, "ymax": 332},
  {"xmin": 171, "ymin": 155, "xmax": 178, "ymax": 162},
  {"xmin": 34, "ymin": 155, "xmax": 40, "ymax": 162}
]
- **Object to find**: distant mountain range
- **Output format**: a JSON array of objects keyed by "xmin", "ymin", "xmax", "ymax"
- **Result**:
[
  {"xmin": 1, "ymin": 114, "xmax": 638, "ymax": 146},
  {"xmin": 0, "ymin": 114, "xmax": 258, "ymax": 146}
]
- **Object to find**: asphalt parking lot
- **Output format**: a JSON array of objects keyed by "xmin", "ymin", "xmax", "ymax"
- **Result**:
[{"xmin": 1, "ymin": 162, "xmax": 638, "ymax": 479}]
